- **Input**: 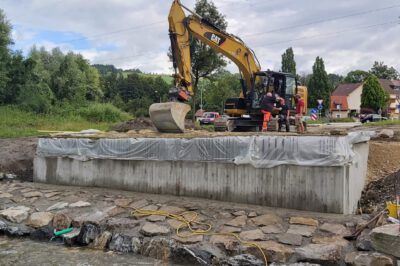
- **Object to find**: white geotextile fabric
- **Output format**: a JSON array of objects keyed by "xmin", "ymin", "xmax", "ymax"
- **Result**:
[{"xmin": 36, "ymin": 131, "xmax": 373, "ymax": 168}]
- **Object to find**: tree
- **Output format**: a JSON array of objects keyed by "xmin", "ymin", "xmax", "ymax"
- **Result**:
[
  {"xmin": 361, "ymin": 74, "xmax": 388, "ymax": 112},
  {"xmin": 168, "ymin": 0, "xmax": 227, "ymax": 96},
  {"xmin": 344, "ymin": 70, "xmax": 370, "ymax": 83},
  {"xmin": 369, "ymin": 61, "xmax": 399, "ymax": 80},
  {"xmin": 308, "ymin": 57, "xmax": 331, "ymax": 109},
  {"xmin": 0, "ymin": 9, "xmax": 13, "ymax": 104},
  {"xmin": 52, "ymin": 53, "xmax": 86, "ymax": 102},
  {"xmin": 16, "ymin": 58, "xmax": 54, "ymax": 113},
  {"xmin": 202, "ymin": 72, "xmax": 241, "ymax": 112},
  {"xmin": 327, "ymin": 73, "xmax": 343, "ymax": 90},
  {"xmin": 281, "ymin": 47, "xmax": 296, "ymax": 75}
]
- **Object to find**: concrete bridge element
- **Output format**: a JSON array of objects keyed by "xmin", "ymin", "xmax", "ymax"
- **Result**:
[{"xmin": 34, "ymin": 133, "xmax": 371, "ymax": 214}]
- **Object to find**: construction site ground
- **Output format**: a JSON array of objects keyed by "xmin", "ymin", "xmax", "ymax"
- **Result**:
[{"xmin": 0, "ymin": 122, "xmax": 399, "ymax": 265}]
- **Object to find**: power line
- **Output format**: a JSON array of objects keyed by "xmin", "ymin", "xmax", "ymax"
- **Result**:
[
  {"xmin": 260, "ymin": 20, "xmax": 399, "ymax": 47},
  {"xmin": 242, "ymin": 4, "xmax": 400, "ymax": 38},
  {"xmin": 54, "ymin": 20, "xmax": 164, "ymax": 44},
  {"xmin": 93, "ymin": 19, "xmax": 398, "ymax": 65}
]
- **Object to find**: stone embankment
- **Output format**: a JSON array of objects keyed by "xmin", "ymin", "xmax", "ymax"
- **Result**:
[{"xmin": 0, "ymin": 177, "xmax": 398, "ymax": 265}]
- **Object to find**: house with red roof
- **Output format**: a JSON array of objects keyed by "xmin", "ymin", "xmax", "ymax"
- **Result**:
[
  {"xmin": 330, "ymin": 79, "xmax": 400, "ymax": 119},
  {"xmin": 378, "ymin": 79, "xmax": 400, "ymax": 118},
  {"xmin": 330, "ymin": 83, "xmax": 363, "ymax": 118}
]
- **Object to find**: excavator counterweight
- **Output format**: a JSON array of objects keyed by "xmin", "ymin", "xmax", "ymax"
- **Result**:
[{"xmin": 149, "ymin": 102, "xmax": 190, "ymax": 133}]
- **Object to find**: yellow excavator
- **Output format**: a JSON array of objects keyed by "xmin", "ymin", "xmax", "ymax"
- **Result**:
[{"xmin": 149, "ymin": 0, "xmax": 307, "ymax": 133}]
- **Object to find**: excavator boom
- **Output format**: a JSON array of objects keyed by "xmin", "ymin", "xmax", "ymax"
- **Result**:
[
  {"xmin": 150, "ymin": 0, "xmax": 261, "ymax": 133},
  {"xmin": 149, "ymin": 0, "xmax": 307, "ymax": 133}
]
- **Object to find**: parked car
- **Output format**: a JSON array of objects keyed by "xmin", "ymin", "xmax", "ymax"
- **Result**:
[
  {"xmin": 360, "ymin": 114, "xmax": 387, "ymax": 123},
  {"xmin": 214, "ymin": 115, "xmax": 230, "ymax": 131},
  {"xmin": 199, "ymin": 112, "xmax": 220, "ymax": 125}
]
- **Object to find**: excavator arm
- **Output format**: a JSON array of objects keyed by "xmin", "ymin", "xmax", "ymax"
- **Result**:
[
  {"xmin": 150, "ymin": 0, "xmax": 262, "ymax": 133},
  {"xmin": 168, "ymin": 0, "xmax": 261, "ymax": 99}
]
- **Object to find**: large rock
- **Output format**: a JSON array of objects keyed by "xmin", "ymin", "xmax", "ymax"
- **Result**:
[
  {"xmin": 260, "ymin": 224, "xmax": 284, "ymax": 234},
  {"xmin": 0, "ymin": 193, "xmax": 13, "ymax": 198},
  {"xmin": 30, "ymin": 227, "xmax": 54, "ymax": 241},
  {"xmin": 224, "ymin": 254, "xmax": 264, "ymax": 266},
  {"xmin": 295, "ymin": 243, "xmax": 342, "ymax": 264},
  {"xmin": 377, "ymin": 129, "xmax": 394, "ymax": 139},
  {"xmin": 77, "ymin": 223, "xmax": 99, "ymax": 245},
  {"xmin": 146, "ymin": 215, "xmax": 166, "ymax": 222},
  {"xmin": 210, "ymin": 235, "xmax": 240, "ymax": 252},
  {"xmin": 251, "ymin": 213, "xmax": 282, "ymax": 226},
  {"xmin": 53, "ymin": 213, "xmax": 72, "ymax": 230},
  {"xmin": 239, "ymin": 229, "xmax": 266, "ymax": 241},
  {"xmin": 289, "ymin": 217, "xmax": 319, "ymax": 227},
  {"xmin": 109, "ymin": 233, "xmax": 133, "ymax": 253},
  {"xmin": 46, "ymin": 202, "xmax": 68, "ymax": 211},
  {"xmin": 72, "ymin": 211, "xmax": 108, "ymax": 227},
  {"xmin": 159, "ymin": 205, "xmax": 185, "ymax": 214},
  {"xmin": 232, "ymin": 210, "xmax": 246, "ymax": 216},
  {"xmin": 244, "ymin": 240, "xmax": 294, "ymax": 263},
  {"xmin": 114, "ymin": 198, "xmax": 132, "ymax": 207},
  {"xmin": 129, "ymin": 199, "xmax": 149, "ymax": 209},
  {"xmin": 69, "ymin": 201, "xmax": 91, "ymax": 208},
  {"xmin": 23, "ymin": 191, "xmax": 43, "ymax": 198},
  {"xmin": 370, "ymin": 224, "xmax": 400, "ymax": 258},
  {"xmin": 0, "ymin": 206, "xmax": 30, "ymax": 223},
  {"xmin": 167, "ymin": 218, "xmax": 184, "ymax": 230},
  {"xmin": 218, "ymin": 225, "xmax": 242, "ymax": 234},
  {"xmin": 225, "ymin": 215, "xmax": 247, "ymax": 227},
  {"xmin": 105, "ymin": 217, "xmax": 139, "ymax": 230},
  {"xmin": 319, "ymin": 223, "xmax": 349, "ymax": 235},
  {"xmin": 287, "ymin": 225, "xmax": 316, "ymax": 237},
  {"xmin": 311, "ymin": 235, "xmax": 350, "ymax": 248},
  {"xmin": 92, "ymin": 231, "xmax": 112, "ymax": 250},
  {"xmin": 141, "ymin": 238, "xmax": 175, "ymax": 260},
  {"xmin": 356, "ymin": 229, "xmax": 374, "ymax": 251},
  {"xmin": 173, "ymin": 247, "xmax": 215, "ymax": 265},
  {"xmin": 27, "ymin": 212, "xmax": 54, "ymax": 228},
  {"xmin": 44, "ymin": 192, "xmax": 61, "ymax": 198},
  {"xmin": 62, "ymin": 228, "xmax": 81, "ymax": 246},
  {"xmin": 172, "ymin": 234, "xmax": 203, "ymax": 244},
  {"xmin": 278, "ymin": 233, "xmax": 303, "ymax": 246},
  {"xmin": 345, "ymin": 251, "xmax": 395, "ymax": 266},
  {"xmin": 5, "ymin": 225, "xmax": 32, "ymax": 237},
  {"xmin": 140, "ymin": 222, "xmax": 170, "ymax": 236},
  {"xmin": 0, "ymin": 220, "xmax": 7, "ymax": 232}
]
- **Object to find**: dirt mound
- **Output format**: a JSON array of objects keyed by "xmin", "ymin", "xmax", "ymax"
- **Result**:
[
  {"xmin": 111, "ymin": 118, "xmax": 156, "ymax": 132},
  {"xmin": 367, "ymin": 141, "xmax": 400, "ymax": 182},
  {"xmin": 0, "ymin": 138, "xmax": 37, "ymax": 181},
  {"xmin": 360, "ymin": 170, "xmax": 400, "ymax": 213}
]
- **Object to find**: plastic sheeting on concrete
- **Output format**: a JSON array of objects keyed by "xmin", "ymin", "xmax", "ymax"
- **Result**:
[{"xmin": 36, "ymin": 131, "xmax": 373, "ymax": 168}]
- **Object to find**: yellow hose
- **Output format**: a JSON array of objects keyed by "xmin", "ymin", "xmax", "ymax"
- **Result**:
[{"xmin": 132, "ymin": 208, "xmax": 268, "ymax": 266}]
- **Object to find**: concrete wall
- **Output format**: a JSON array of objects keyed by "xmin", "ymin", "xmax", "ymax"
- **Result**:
[{"xmin": 34, "ymin": 142, "xmax": 369, "ymax": 214}]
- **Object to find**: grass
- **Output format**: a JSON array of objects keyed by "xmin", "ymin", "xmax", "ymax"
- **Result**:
[
  {"xmin": 363, "ymin": 119, "xmax": 400, "ymax": 127},
  {"xmin": 0, "ymin": 105, "xmax": 131, "ymax": 138}
]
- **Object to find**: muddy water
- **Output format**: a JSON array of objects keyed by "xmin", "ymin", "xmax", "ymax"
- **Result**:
[{"xmin": 0, "ymin": 236, "xmax": 169, "ymax": 266}]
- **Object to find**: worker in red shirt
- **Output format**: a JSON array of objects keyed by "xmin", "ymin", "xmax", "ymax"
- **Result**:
[{"xmin": 295, "ymin": 94, "xmax": 305, "ymax": 134}]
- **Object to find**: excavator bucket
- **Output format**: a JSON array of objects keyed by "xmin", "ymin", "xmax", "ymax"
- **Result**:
[{"xmin": 149, "ymin": 102, "xmax": 191, "ymax": 133}]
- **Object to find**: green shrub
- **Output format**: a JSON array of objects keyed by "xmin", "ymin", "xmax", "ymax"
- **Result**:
[
  {"xmin": 78, "ymin": 103, "xmax": 130, "ymax": 122},
  {"xmin": 134, "ymin": 108, "xmax": 148, "ymax": 118},
  {"xmin": 194, "ymin": 121, "xmax": 202, "ymax": 130},
  {"xmin": 329, "ymin": 117, "xmax": 355, "ymax": 123}
]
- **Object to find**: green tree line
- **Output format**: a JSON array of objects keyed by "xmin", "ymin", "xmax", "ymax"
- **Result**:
[{"xmin": 0, "ymin": 9, "xmax": 173, "ymax": 118}]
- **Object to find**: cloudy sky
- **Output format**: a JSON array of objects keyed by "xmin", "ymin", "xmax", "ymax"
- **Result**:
[{"xmin": 1, "ymin": 0, "xmax": 399, "ymax": 76}]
